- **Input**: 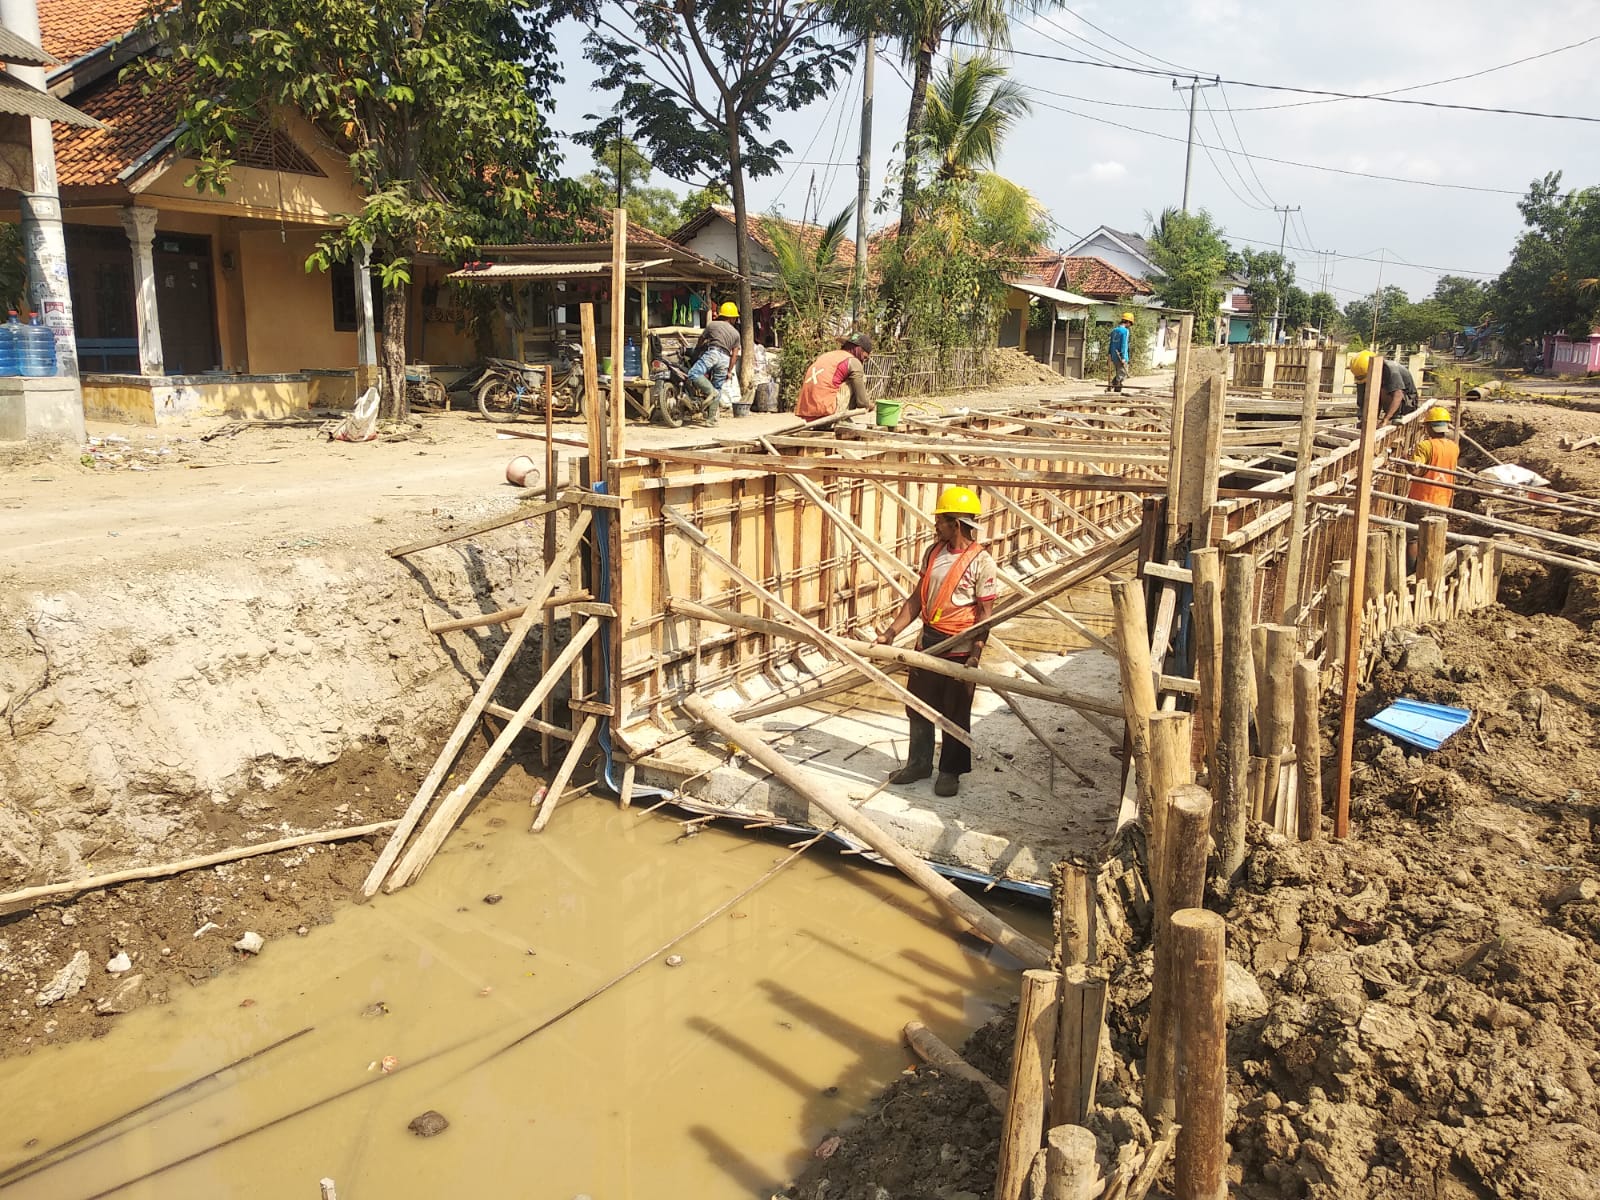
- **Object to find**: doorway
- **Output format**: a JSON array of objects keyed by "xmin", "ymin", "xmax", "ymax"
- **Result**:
[{"xmin": 153, "ymin": 232, "xmax": 220, "ymax": 375}]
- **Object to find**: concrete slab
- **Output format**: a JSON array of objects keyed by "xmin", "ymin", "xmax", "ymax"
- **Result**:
[{"xmin": 645, "ymin": 623, "xmax": 1124, "ymax": 891}]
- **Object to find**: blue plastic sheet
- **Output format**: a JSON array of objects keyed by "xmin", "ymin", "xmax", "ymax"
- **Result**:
[{"xmin": 1366, "ymin": 698, "xmax": 1472, "ymax": 752}]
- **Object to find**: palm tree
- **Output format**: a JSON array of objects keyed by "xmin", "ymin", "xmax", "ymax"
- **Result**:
[
  {"xmin": 919, "ymin": 54, "xmax": 1031, "ymax": 182},
  {"xmin": 763, "ymin": 202, "xmax": 857, "ymax": 325}
]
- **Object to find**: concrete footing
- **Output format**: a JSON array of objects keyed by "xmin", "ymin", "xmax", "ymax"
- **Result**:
[{"xmin": 0, "ymin": 376, "xmax": 84, "ymax": 442}]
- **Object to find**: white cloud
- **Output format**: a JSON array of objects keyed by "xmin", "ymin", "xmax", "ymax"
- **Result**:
[{"xmin": 1077, "ymin": 161, "xmax": 1127, "ymax": 183}]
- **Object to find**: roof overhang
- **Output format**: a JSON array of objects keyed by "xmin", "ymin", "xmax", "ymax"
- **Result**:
[
  {"xmin": 1008, "ymin": 279, "xmax": 1094, "ymax": 318},
  {"xmin": 448, "ymin": 258, "xmax": 673, "ymax": 282},
  {"xmin": 0, "ymin": 71, "xmax": 100, "ymax": 127},
  {"xmin": 0, "ymin": 27, "xmax": 57, "ymax": 67}
]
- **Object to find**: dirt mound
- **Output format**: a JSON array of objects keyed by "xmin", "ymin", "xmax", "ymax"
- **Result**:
[{"xmin": 988, "ymin": 348, "xmax": 1062, "ymax": 389}]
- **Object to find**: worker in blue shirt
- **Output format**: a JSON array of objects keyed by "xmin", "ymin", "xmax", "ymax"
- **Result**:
[{"xmin": 1107, "ymin": 311, "xmax": 1133, "ymax": 393}]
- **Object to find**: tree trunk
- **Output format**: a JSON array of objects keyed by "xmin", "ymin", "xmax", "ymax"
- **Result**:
[
  {"xmin": 896, "ymin": 41, "xmax": 935, "ymax": 245},
  {"xmin": 726, "ymin": 108, "xmax": 755, "ymax": 389},
  {"xmin": 380, "ymin": 277, "xmax": 408, "ymax": 423}
]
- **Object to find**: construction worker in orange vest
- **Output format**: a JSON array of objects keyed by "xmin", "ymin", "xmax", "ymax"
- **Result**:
[
  {"xmin": 795, "ymin": 332, "xmax": 872, "ymax": 421},
  {"xmin": 876, "ymin": 486, "xmax": 999, "ymax": 797},
  {"xmin": 1407, "ymin": 406, "xmax": 1460, "ymax": 510}
]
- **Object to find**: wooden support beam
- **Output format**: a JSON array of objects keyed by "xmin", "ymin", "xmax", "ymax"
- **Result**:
[
  {"xmin": 362, "ymin": 511, "xmax": 593, "ymax": 898},
  {"xmin": 386, "ymin": 498, "xmax": 563, "ymax": 558},
  {"xmin": 386, "ymin": 619, "xmax": 600, "ymax": 891},
  {"xmin": 1145, "ymin": 786, "xmax": 1213, "ymax": 1125},
  {"xmin": 531, "ymin": 715, "xmax": 598, "ymax": 832},
  {"xmin": 484, "ymin": 701, "xmax": 577, "ymax": 742},
  {"xmin": 1111, "ymin": 579, "xmax": 1159, "ymax": 834},
  {"xmin": 1416, "ymin": 515, "xmax": 1448, "ymax": 589},
  {"xmin": 1336, "ymin": 363, "xmax": 1385, "ymax": 840},
  {"xmin": 1190, "ymin": 549, "xmax": 1223, "ymax": 782},
  {"xmin": 1172, "ymin": 909, "xmax": 1227, "ymax": 1200},
  {"xmin": 1281, "ymin": 348, "xmax": 1323, "ymax": 621},
  {"xmin": 905, "ymin": 1020, "xmax": 1008, "ymax": 1112},
  {"xmin": 682, "ymin": 694, "xmax": 1052, "ymax": 967},
  {"xmin": 609, "ymin": 208, "xmax": 627, "ymax": 466},
  {"xmin": 1216, "ymin": 553, "xmax": 1254, "ymax": 882},
  {"xmin": 1146, "ymin": 710, "xmax": 1194, "ymax": 905},
  {"xmin": 1057, "ymin": 861, "xmax": 1097, "ymax": 967},
  {"xmin": 996, "ymin": 969, "xmax": 1061, "ymax": 1200}
]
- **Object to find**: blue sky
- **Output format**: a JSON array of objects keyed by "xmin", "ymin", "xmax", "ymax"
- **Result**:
[{"xmin": 544, "ymin": 1, "xmax": 1600, "ymax": 305}]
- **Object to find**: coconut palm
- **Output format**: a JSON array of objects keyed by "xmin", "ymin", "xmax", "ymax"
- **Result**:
[
  {"xmin": 762, "ymin": 202, "xmax": 857, "ymax": 324},
  {"xmin": 919, "ymin": 54, "xmax": 1031, "ymax": 183}
]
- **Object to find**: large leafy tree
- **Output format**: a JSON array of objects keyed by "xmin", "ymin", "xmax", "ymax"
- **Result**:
[
  {"xmin": 1237, "ymin": 247, "xmax": 1294, "ymax": 341},
  {"xmin": 579, "ymin": 132, "xmax": 687, "ymax": 232},
  {"xmin": 581, "ymin": 1, "xmax": 852, "ymax": 384},
  {"xmin": 1145, "ymin": 207, "xmax": 1231, "ymax": 333},
  {"xmin": 140, "ymin": 0, "xmax": 575, "ymax": 420},
  {"xmin": 1432, "ymin": 274, "xmax": 1492, "ymax": 328},
  {"xmin": 1493, "ymin": 171, "xmax": 1600, "ymax": 345},
  {"xmin": 1342, "ymin": 285, "xmax": 1410, "ymax": 348}
]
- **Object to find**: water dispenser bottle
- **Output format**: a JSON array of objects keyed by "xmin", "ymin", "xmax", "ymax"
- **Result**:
[
  {"xmin": 0, "ymin": 313, "xmax": 17, "ymax": 377},
  {"xmin": 18, "ymin": 314, "xmax": 56, "ymax": 377},
  {"xmin": 623, "ymin": 337, "xmax": 642, "ymax": 378}
]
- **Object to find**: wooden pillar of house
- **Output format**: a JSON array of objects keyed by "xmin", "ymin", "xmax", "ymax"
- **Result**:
[
  {"xmin": 354, "ymin": 239, "xmax": 379, "ymax": 392},
  {"xmin": 119, "ymin": 206, "xmax": 165, "ymax": 377}
]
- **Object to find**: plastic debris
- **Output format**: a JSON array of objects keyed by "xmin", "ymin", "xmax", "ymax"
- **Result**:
[{"xmin": 1366, "ymin": 698, "xmax": 1472, "ymax": 751}]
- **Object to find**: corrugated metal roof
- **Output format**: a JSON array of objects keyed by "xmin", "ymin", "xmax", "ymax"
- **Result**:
[
  {"xmin": 0, "ymin": 27, "xmax": 58, "ymax": 66},
  {"xmin": 0, "ymin": 70, "xmax": 99, "ymax": 126},
  {"xmin": 1009, "ymin": 280, "xmax": 1094, "ymax": 316},
  {"xmin": 447, "ymin": 258, "xmax": 672, "ymax": 281}
]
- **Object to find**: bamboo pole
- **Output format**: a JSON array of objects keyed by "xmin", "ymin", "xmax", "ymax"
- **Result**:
[
  {"xmin": 682, "ymin": 694, "xmax": 1052, "ymax": 967},
  {"xmin": 1293, "ymin": 660, "xmax": 1323, "ymax": 842},
  {"xmin": 387, "ymin": 619, "xmax": 601, "ymax": 891},
  {"xmin": 667, "ymin": 599, "xmax": 1122, "ymax": 717},
  {"xmin": 530, "ymin": 715, "xmax": 598, "ymax": 833},
  {"xmin": 996, "ymin": 969, "xmax": 1061, "ymax": 1200},
  {"xmin": 1172, "ymin": 909, "xmax": 1227, "ymax": 1200},
  {"xmin": 1216, "ymin": 553, "xmax": 1254, "ymax": 881},
  {"xmin": 1335, "ymin": 363, "xmax": 1385, "ymax": 840},
  {"xmin": 1370, "ymin": 485, "xmax": 1600, "ymax": 560},
  {"xmin": 1111, "ymin": 579, "xmax": 1159, "ymax": 833},
  {"xmin": 542, "ymin": 365, "xmax": 557, "ymax": 769},
  {"xmin": 581, "ymin": 303, "xmax": 604, "ymax": 462},
  {"xmin": 1257, "ymin": 624, "xmax": 1297, "ymax": 759},
  {"xmin": 1281, "ymin": 348, "xmax": 1323, "ymax": 621},
  {"xmin": 0, "ymin": 823, "xmax": 397, "ymax": 915},
  {"xmin": 1190, "ymin": 549, "xmax": 1223, "ymax": 782},
  {"xmin": 425, "ymin": 593, "xmax": 590, "ymax": 635},
  {"xmin": 386, "ymin": 498, "xmax": 563, "ymax": 559},
  {"xmin": 1044, "ymin": 1124, "xmax": 1102, "ymax": 1200},
  {"xmin": 905, "ymin": 1020, "xmax": 1008, "ymax": 1112},
  {"xmin": 1145, "ymin": 786, "xmax": 1214, "ymax": 1125},
  {"xmin": 362, "ymin": 511, "xmax": 593, "ymax": 898},
  {"xmin": 1365, "ymin": 511, "xmax": 1600, "ymax": 578},
  {"xmin": 1053, "ymin": 964, "xmax": 1107, "ymax": 1129}
]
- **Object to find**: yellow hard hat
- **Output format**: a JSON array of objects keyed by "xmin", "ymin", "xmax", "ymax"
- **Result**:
[
  {"xmin": 1120, "ymin": 311, "xmax": 1135, "ymax": 322},
  {"xmin": 718, "ymin": 301, "xmax": 740, "ymax": 318},
  {"xmin": 933, "ymin": 485, "xmax": 982, "ymax": 520},
  {"xmin": 1350, "ymin": 350, "xmax": 1374, "ymax": 380},
  {"xmin": 1425, "ymin": 406, "xmax": 1452, "ymax": 425}
]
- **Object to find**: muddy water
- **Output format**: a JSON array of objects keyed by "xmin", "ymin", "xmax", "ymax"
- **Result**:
[{"xmin": 0, "ymin": 792, "xmax": 1046, "ymax": 1199}]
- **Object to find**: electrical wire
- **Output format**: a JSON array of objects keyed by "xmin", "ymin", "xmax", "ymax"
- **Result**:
[
  {"xmin": 815, "ymin": 61, "xmax": 861, "ymax": 216},
  {"xmin": 951, "ymin": 39, "xmax": 1600, "ymax": 123},
  {"xmin": 770, "ymin": 76, "xmax": 851, "ymax": 208},
  {"xmin": 1216, "ymin": 84, "xmax": 1280, "ymax": 207},
  {"xmin": 1025, "ymin": 94, "xmax": 1524, "ymax": 195},
  {"xmin": 1046, "ymin": 3, "xmax": 1196, "ymax": 74},
  {"xmin": 1197, "ymin": 91, "xmax": 1276, "ymax": 210},
  {"xmin": 1230, "ymin": 233, "xmax": 1498, "ymax": 278}
]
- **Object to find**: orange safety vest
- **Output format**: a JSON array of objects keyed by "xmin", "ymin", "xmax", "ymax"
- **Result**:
[
  {"xmin": 1407, "ymin": 437, "xmax": 1459, "ymax": 508},
  {"xmin": 796, "ymin": 349, "xmax": 856, "ymax": 421},
  {"xmin": 919, "ymin": 542, "xmax": 983, "ymax": 637}
]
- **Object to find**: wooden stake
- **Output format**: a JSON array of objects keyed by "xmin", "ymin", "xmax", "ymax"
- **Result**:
[
  {"xmin": 386, "ymin": 498, "xmax": 562, "ymax": 559},
  {"xmin": 1056, "ymin": 862, "xmax": 1097, "ymax": 967},
  {"xmin": 542, "ymin": 364, "xmax": 557, "ymax": 769},
  {"xmin": 1364, "ymin": 529, "xmax": 1388, "ymax": 607},
  {"xmin": 1146, "ymin": 710, "xmax": 1195, "ymax": 904},
  {"xmin": 1216, "ymin": 553, "xmax": 1254, "ymax": 881},
  {"xmin": 1111, "ymin": 579, "xmax": 1159, "ymax": 832},
  {"xmin": 610, "ymin": 208, "xmax": 627, "ymax": 466},
  {"xmin": 1190, "ymin": 548, "xmax": 1223, "ymax": 781},
  {"xmin": 1293, "ymin": 659, "xmax": 1323, "ymax": 842},
  {"xmin": 581, "ymin": 303, "xmax": 604, "ymax": 463},
  {"xmin": 996, "ymin": 969, "xmax": 1061, "ymax": 1200},
  {"xmin": 1145, "ymin": 786, "xmax": 1214, "ymax": 1125},
  {"xmin": 1416, "ymin": 514, "xmax": 1447, "ymax": 588},
  {"xmin": 387, "ymin": 619, "xmax": 601, "ymax": 891},
  {"xmin": 1281, "ymin": 348, "xmax": 1323, "ymax": 621},
  {"xmin": 1053, "ymin": 964, "xmax": 1107, "ymax": 1129},
  {"xmin": 1335, "ymin": 361, "xmax": 1385, "ymax": 840},
  {"xmin": 1172, "ymin": 909, "xmax": 1227, "ymax": 1200},
  {"xmin": 362, "ymin": 511, "xmax": 593, "ymax": 898},
  {"xmin": 619, "ymin": 761, "xmax": 637, "ymax": 810},
  {"xmin": 1044, "ymin": 1123, "xmax": 1102, "ymax": 1200},
  {"xmin": 683, "ymin": 694, "xmax": 1052, "ymax": 967},
  {"xmin": 905, "ymin": 1020, "xmax": 1008, "ymax": 1112},
  {"xmin": 1257, "ymin": 624, "xmax": 1297, "ymax": 758},
  {"xmin": 0, "ymin": 823, "xmax": 397, "ymax": 915},
  {"xmin": 530, "ymin": 715, "xmax": 598, "ymax": 833},
  {"xmin": 1325, "ymin": 561, "xmax": 1351, "ymax": 679}
]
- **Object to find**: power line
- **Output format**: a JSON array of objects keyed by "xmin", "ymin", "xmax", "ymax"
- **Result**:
[
  {"xmin": 1048, "ymin": 3, "xmax": 1195, "ymax": 74},
  {"xmin": 1026, "ymin": 94, "xmax": 1523, "ymax": 195},
  {"xmin": 1230, "ymin": 233, "xmax": 1499, "ymax": 278},
  {"xmin": 1198, "ymin": 91, "xmax": 1275, "ymax": 209},
  {"xmin": 1215, "ymin": 85, "xmax": 1280, "ymax": 207},
  {"xmin": 952, "ymin": 40, "xmax": 1600, "ymax": 123}
]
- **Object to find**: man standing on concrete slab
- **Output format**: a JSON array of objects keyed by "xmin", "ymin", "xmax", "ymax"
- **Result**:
[
  {"xmin": 1107, "ymin": 311, "xmax": 1133, "ymax": 393},
  {"xmin": 876, "ymin": 486, "xmax": 998, "ymax": 797}
]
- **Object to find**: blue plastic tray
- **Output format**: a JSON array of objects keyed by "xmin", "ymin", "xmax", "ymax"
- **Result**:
[{"xmin": 1366, "ymin": 699, "xmax": 1472, "ymax": 751}]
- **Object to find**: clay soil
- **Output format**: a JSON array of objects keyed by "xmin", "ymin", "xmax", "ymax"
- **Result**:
[{"xmin": 787, "ymin": 397, "xmax": 1600, "ymax": 1200}]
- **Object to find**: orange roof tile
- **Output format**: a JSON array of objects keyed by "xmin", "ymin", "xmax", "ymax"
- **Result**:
[
  {"xmin": 1059, "ymin": 256, "xmax": 1151, "ymax": 299},
  {"xmin": 53, "ymin": 63, "xmax": 181, "ymax": 188},
  {"xmin": 38, "ymin": 0, "xmax": 160, "ymax": 63}
]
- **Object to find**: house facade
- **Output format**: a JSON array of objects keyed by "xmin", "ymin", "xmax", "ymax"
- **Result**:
[
  {"xmin": 1544, "ymin": 330, "xmax": 1600, "ymax": 376},
  {"xmin": 1063, "ymin": 226, "xmax": 1159, "ymax": 287}
]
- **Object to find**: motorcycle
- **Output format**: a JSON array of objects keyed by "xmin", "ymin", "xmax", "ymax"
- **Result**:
[
  {"xmin": 647, "ymin": 329, "xmax": 718, "ymax": 428},
  {"xmin": 470, "ymin": 343, "xmax": 585, "ymax": 421}
]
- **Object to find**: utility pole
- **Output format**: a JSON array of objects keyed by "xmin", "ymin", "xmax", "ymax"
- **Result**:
[
  {"xmin": 1173, "ymin": 74, "xmax": 1219, "ymax": 214},
  {"xmin": 1371, "ymin": 249, "xmax": 1386, "ymax": 350},
  {"xmin": 1271, "ymin": 204, "xmax": 1299, "ymax": 344},
  {"xmin": 853, "ymin": 35, "xmax": 874, "ymax": 326}
]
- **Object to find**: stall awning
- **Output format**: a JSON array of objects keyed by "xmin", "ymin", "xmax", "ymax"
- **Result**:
[
  {"xmin": 448, "ymin": 258, "xmax": 673, "ymax": 282},
  {"xmin": 1008, "ymin": 280, "xmax": 1094, "ymax": 319},
  {"xmin": 0, "ymin": 72, "xmax": 100, "ymax": 128}
]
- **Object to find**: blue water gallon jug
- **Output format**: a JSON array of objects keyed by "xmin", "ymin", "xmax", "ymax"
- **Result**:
[
  {"xmin": 623, "ymin": 337, "xmax": 642, "ymax": 378},
  {"xmin": 0, "ymin": 314, "xmax": 17, "ymax": 377},
  {"xmin": 17, "ymin": 315, "xmax": 56, "ymax": 377}
]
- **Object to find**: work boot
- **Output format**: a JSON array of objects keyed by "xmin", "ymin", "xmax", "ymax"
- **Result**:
[
  {"xmin": 889, "ymin": 723, "xmax": 934, "ymax": 785},
  {"xmin": 934, "ymin": 771, "xmax": 960, "ymax": 797}
]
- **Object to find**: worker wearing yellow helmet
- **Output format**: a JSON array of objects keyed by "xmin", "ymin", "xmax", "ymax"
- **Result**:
[
  {"xmin": 1107, "ymin": 311, "xmax": 1135, "ymax": 393},
  {"xmin": 1407, "ymin": 405, "xmax": 1459, "ymax": 511},
  {"xmin": 876, "ymin": 486, "xmax": 999, "ymax": 797},
  {"xmin": 1349, "ymin": 349, "xmax": 1419, "ymax": 424},
  {"xmin": 686, "ymin": 300, "xmax": 743, "ymax": 424}
]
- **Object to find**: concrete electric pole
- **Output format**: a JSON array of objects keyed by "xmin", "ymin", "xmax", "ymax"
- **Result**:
[
  {"xmin": 1271, "ymin": 204, "xmax": 1299, "ymax": 344},
  {"xmin": 853, "ymin": 35, "xmax": 874, "ymax": 326},
  {"xmin": 1173, "ymin": 75, "xmax": 1219, "ymax": 214}
]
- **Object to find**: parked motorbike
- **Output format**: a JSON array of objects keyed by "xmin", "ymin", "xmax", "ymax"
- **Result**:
[
  {"xmin": 648, "ymin": 331, "xmax": 717, "ymax": 428},
  {"xmin": 470, "ymin": 343, "xmax": 585, "ymax": 420}
]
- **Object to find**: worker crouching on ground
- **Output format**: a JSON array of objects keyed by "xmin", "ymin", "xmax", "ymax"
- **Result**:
[
  {"xmin": 687, "ymin": 301, "xmax": 742, "ymax": 425},
  {"xmin": 1107, "ymin": 312, "xmax": 1133, "ymax": 393},
  {"xmin": 1350, "ymin": 349, "xmax": 1419, "ymax": 424},
  {"xmin": 1405, "ymin": 406, "xmax": 1459, "ymax": 565},
  {"xmin": 795, "ymin": 332, "xmax": 872, "ymax": 420},
  {"xmin": 876, "ymin": 487, "xmax": 999, "ymax": 797}
]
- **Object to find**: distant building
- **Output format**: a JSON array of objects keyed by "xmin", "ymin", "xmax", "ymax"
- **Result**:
[
  {"xmin": 1063, "ymin": 226, "xmax": 1160, "ymax": 286},
  {"xmin": 1544, "ymin": 330, "xmax": 1600, "ymax": 376}
]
